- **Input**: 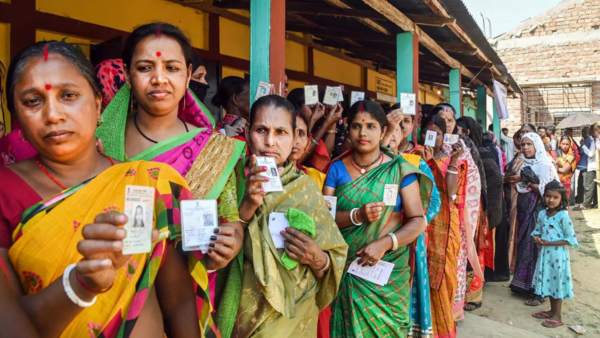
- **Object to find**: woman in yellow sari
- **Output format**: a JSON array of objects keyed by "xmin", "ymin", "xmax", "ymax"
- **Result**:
[
  {"xmin": 556, "ymin": 135, "xmax": 577, "ymax": 199},
  {"xmin": 0, "ymin": 41, "xmax": 215, "ymax": 337}
]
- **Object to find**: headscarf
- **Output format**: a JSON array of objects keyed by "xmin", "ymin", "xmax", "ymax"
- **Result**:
[
  {"xmin": 517, "ymin": 132, "xmax": 559, "ymax": 195},
  {"xmin": 95, "ymin": 59, "xmax": 126, "ymax": 110},
  {"xmin": 557, "ymin": 136, "xmax": 577, "ymax": 175}
]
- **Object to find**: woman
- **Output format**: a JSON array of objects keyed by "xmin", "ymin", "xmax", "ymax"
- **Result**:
[
  {"xmin": 213, "ymin": 76, "xmax": 250, "ymax": 137},
  {"xmin": 324, "ymin": 100, "xmax": 432, "ymax": 337},
  {"xmin": 95, "ymin": 22, "xmax": 245, "ymax": 330},
  {"xmin": 412, "ymin": 115, "xmax": 465, "ymax": 338},
  {"xmin": 287, "ymin": 88, "xmax": 343, "ymax": 172},
  {"xmin": 95, "ymin": 59, "xmax": 126, "ymax": 110},
  {"xmin": 290, "ymin": 111, "xmax": 327, "ymax": 188},
  {"xmin": 384, "ymin": 107, "xmax": 441, "ymax": 338},
  {"xmin": 431, "ymin": 103, "xmax": 456, "ymax": 135},
  {"xmin": 556, "ymin": 136, "xmax": 577, "ymax": 199},
  {"xmin": 0, "ymin": 257, "xmax": 40, "ymax": 337},
  {"xmin": 505, "ymin": 131, "xmax": 558, "ymax": 305},
  {"xmin": 0, "ymin": 41, "xmax": 217, "ymax": 337},
  {"xmin": 220, "ymin": 95, "xmax": 347, "ymax": 338},
  {"xmin": 189, "ymin": 54, "xmax": 209, "ymax": 103}
]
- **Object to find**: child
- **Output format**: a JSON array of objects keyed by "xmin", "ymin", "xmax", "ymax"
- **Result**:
[{"xmin": 531, "ymin": 180, "xmax": 579, "ymax": 328}]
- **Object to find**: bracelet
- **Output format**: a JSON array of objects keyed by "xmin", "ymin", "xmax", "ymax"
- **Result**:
[
  {"xmin": 316, "ymin": 253, "xmax": 331, "ymax": 272},
  {"xmin": 447, "ymin": 169, "xmax": 458, "ymax": 175},
  {"xmin": 387, "ymin": 232, "xmax": 398, "ymax": 251},
  {"xmin": 76, "ymin": 272, "xmax": 113, "ymax": 294},
  {"xmin": 327, "ymin": 129, "xmax": 337, "ymax": 134},
  {"xmin": 63, "ymin": 264, "xmax": 97, "ymax": 308},
  {"xmin": 311, "ymin": 137, "xmax": 320, "ymax": 146},
  {"xmin": 448, "ymin": 164, "xmax": 458, "ymax": 170},
  {"xmin": 239, "ymin": 218, "xmax": 250, "ymax": 225},
  {"xmin": 350, "ymin": 208, "xmax": 363, "ymax": 226}
]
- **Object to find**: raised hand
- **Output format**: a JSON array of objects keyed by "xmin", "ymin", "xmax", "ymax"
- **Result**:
[{"xmin": 244, "ymin": 155, "xmax": 268, "ymax": 208}]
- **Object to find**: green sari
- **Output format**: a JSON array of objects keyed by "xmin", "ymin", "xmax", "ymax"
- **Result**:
[
  {"xmin": 219, "ymin": 160, "xmax": 348, "ymax": 338},
  {"xmin": 329, "ymin": 150, "xmax": 433, "ymax": 338}
]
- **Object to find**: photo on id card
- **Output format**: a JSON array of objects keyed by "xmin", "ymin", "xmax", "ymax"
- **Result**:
[
  {"xmin": 181, "ymin": 200, "xmax": 218, "ymax": 253},
  {"xmin": 123, "ymin": 185, "xmax": 155, "ymax": 255}
]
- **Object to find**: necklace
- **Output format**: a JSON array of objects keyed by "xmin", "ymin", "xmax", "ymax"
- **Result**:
[
  {"xmin": 36, "ymin": 155, "xmax": 115, "ymax": 190},
  {"xmin": 134, "ymin": 114, "xmax": 189, "ymax": 144},
  {"xmin": 351, "ymin": 151, "xmax": 383, "ymax": 174}
]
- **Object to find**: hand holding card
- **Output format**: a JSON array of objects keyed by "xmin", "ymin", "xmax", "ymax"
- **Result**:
[
  {"xmin": 122, "ymin": 185, "xmax": 155, "ymax": 255},
  {"xmin": 256, "ymin": 156, "xmax": 283, "ymax": 192},
  {"xmin": 244, "ymin": 155, "xmax": 268, "ymax": 207},
  {"xmin": 424, "ymin": 130, "xmax": 438, "ymax": 147}
]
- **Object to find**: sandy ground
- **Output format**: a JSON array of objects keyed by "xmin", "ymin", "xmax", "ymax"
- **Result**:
[{"xmin": 457, "ymin": 207, "xmax": 600, "ymax": 338}]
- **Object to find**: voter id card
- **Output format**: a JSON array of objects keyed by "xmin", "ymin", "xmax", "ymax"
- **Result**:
[
  {"xmin": 268, "ymin": 212, "xmax": 289, "ymax": 249},
  {"xmin": 383, "ymin": 184, "xmax": 398, "ymax": 206},
  {"xmin": 123, "ymin": 185, "xmax": 155, "ymax": 255},
  {"xmin": 181, "ymin": 200, "xmax": 218, "ymax": 253},
  {"xmin": 304, "ymin": 85, "xmax": 319, "ymax": 105},
  {"xmin": 256, "ymin": 156, "xmax": 283, "ymax": 192},
  {"xmin": 443, "ymin": 134, "xmax": 459, "ymax": 145},
  {"xmin": 424, "ymin": 130, "xmax": 437, "ymax": 147},
  {"xmin": 323, "ymin": 86, "xmax": 340, "ymax": 105},
  {"xmin": 323, "ymin": 196, "xmax": 338, "ymax": 219}
]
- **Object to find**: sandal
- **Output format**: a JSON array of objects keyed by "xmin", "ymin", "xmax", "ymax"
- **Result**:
[
  {"xmin": 525, "ymin": 297, "xmax": 546, "ymax": 306},
  {"xmin": 542, "ymin": 319, "xmax": 564, "ymax": 328},
  {"xmin": 532, "ymin": 311, "xmax": 551, "ymax": 319},
  {"xmin": 464, "ymin": 302, "xmax": 482, "ymax": 312}
]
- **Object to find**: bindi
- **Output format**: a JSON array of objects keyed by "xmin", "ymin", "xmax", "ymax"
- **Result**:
[
  {"xmin": 45, "ymin": 84, "xmax": 52, "ymax": 90},
  {"xmin": 156, "ymin": 51, "xmax": 162, "ymax": 57}
]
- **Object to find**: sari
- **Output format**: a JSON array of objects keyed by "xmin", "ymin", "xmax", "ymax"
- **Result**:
[
  {"xmin": 508, "ymin": 133, "xmax": 558, "ymax": 294},
  {"xmin": 329, "ymin": 150, "xmax": 433, "ymax": 338},
  {"xmin": 403, "ymin": 154, "xmax": 441, "ymax": 338},
  {"xmin": 556, "ymin": 139, "xmax": 576, "ymax": 198},
  {"xmin": 225, "ymin": 161, "xmax": 347, "ymax": 338},
  {"xmin": 7, "ymin": 161, "xmax": 219, "ymax": 337}
]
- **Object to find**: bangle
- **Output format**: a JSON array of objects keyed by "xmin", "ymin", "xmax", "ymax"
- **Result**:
[
  {"xmin": 387, "ymin": 232, "xmax": 398, "ymax": 251},
  {"xmin": 316, "ymin": 253, "xmax": 331, "ymax": 272},
  {"xmin": 239, "ymin": 218, "xmax": 250, "ymax": 225},
  {"xmin": 76, "ymin": 272, "xmax": 113, "ymax": 294},
  {"xmin": 311, "ymin": 137, "xmax": 320, "ymax": 146},
  {"xmin": 327, "ymin": 129, "xmax": 337, "ymax": 134},
  {"xmin": 448, "ymin": 164, "xmax": 458, "ymax": 170},
  {"xmin": 63, "ymin": 264, "xmax": 97, "ymax": 308},
  {"xmin": 350, "ymin": 208, "xmax": 363, "ymax": 226},
  {"xmin": 447, "ymin": 169, "xmax": 458, "ymax": 175}
]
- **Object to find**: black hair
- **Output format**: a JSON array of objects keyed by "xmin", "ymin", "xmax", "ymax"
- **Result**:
[
  {"xmin": 386, "ymin": 103, "xmax": 414, "ymax": 121},
  {"xmin": 502, "ymin": 127, "xmax": 508, "ymax": 132},
  {"xmin": 347, "ymin": 100, "xmax": 387, "ymax": 130},
  {"xmin": 296, "ymin": 109, "xmax": 309, "ymax": 129},
  {"xmin": 455, "ymin": 117, "xmax": 469, "ymax": 134},
  {"xmin": 462, "ymin": 116, "xmax": 483, "ymax": 148},
  {"xmin": 543, "ymin": 180, "xmax": 569, "ymax": 211},
  {"xmin": 191, "ymin": 54, "xmax": 205, "ymax": 72},
  {"xmin": 421, "ymin": 114, "xmax": 447, "ymax": 137},
  {"xmin": 249, "ymin": 95, "xmax": 296, "ymax": 132},
  {"xmin": 212, "ymin": 76, "xmax": 247, "ymax": 108},
  {"xmin": 582, "ymin": 125, "xmax": 590, "ymax": 134},
  {"xmin": 488, "ymin": 124, "xmax": 494, "ymax": 131},
  {"xmin": 287, "ymin": 87, "xmax": 305, "ymax": 110},
  {"xmin": 538, "ymin": 126, "xmax": 547, "ymax": 131},
  {"xmin": 547, "ymin": 125, "xmax": 555, "ymax": 134},
  {"xmin": 560, "ymin": 135, "xmax": 572, "ymax": 142},
  {"xmin": 429, "ymin": 103, "xmax": 456, "ymax": 119},
  {"xmin": 123, "ymin": 23, "xmax": 193, "ymax": 70},
  {"xmin": 6, "ymin": 41, "xmax": 101, "ymax": 115},
  {"xmin": 421, "ymin": 104, "xmax": 434, "ymax": 118},
  {"xmin": 521, "ymin": 123, "xmax": 537, "ymax": 133}
]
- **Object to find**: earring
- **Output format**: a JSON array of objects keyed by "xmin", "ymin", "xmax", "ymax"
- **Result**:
[
  {"xmin": 97, "ymin": 115, "xmax": 104, "ymax": 127},
  {"xmin": 129, "ymin": 88, "xmax": 134, "ymax": 115}
]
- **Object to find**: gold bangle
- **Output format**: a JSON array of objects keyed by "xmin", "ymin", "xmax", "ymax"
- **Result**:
[
  {"xmin": 239, "ymin": 218, "xmax": 250, "ymax": 225},
  {"xmin": 316, "ymin": 253, "xmax": 330, "ymax": 272},
  {"xmin": 327, "ymin": 129, "xmax": 337, "ymax": 134}
]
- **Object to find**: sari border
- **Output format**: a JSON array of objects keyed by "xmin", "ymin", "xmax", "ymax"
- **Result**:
[
  {"xmin": 130, "ymin": 128, "xmax": 206, "ymax": 162},
  {"xmin": 206, "ymin": 139, "xmax": 246, "ymax": 200}
]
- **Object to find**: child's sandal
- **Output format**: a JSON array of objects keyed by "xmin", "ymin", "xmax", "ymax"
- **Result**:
[{"xmin": 532, "ymin": 311, "xmax": 551, "ymax": 319}]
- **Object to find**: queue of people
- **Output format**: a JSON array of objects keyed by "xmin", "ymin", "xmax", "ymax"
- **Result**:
[{"xmin": 0, "ymin": 22, "xmax": 581, "ymax": 338}]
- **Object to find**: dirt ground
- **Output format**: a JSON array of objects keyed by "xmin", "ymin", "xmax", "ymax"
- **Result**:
[{"xmin": 457, "ymin": 207, "xmax": 600, "ymax": 338}]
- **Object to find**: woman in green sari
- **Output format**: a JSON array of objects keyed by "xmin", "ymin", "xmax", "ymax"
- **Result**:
[
  {"xmin": 218, "ymin": 95, "xmax": 347, "ymax": 338},
  {"xmin": 323, "ymin": 100, "xmax": 433, "ymax": 338}
]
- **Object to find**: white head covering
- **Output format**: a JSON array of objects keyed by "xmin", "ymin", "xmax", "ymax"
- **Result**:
[{"xmin": 517, "ymin": 132, "xmax": 558, "ymax": 195}]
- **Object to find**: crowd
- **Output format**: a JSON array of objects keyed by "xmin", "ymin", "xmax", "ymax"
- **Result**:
[{"xmin": 0, "ymin": 22, "xmax": 583, "ymax": 338}]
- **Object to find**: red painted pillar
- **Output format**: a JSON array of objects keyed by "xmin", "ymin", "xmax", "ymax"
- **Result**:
[{"xmin": 269, "ymin": 0, "xmax": 286, "ymax": 97}]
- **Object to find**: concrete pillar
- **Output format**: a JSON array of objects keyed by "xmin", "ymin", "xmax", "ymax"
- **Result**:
[
  {"xmin": 449, "ymin": 68, "xmax": 462, "ymax": 118},
  {"xmin": 477, "ymin": 86, "xmax": 487, "ymax": 127},
  {"xmin": 396, "ymin": 32, "xmax": 419, "ymax": 141},
  {"xmin": 493, "ymin": 98, "xmax": 501, "ymax": 137}
]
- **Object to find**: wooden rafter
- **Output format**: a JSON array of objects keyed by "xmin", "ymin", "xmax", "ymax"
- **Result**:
[
  {"xmin": 406, "ymin": 14, "xmax": 455, "ymax": 27},
  {"xmin": 322, "ymin": 0, "xmax": 391, "ymax": 35},
  {"xmin": 361, "ymin": 0, "xmax": 491, "ymax": 94},
  {"xmin": 437, "ymin": 42, "xmax": 478, "ymax": 55},
  {"xmin": 287, "ymin": 5, "xmax": 383, "ymax": 19}
]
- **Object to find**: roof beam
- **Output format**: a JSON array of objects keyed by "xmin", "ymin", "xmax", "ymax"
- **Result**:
[
  {"xmin": 405, "ymin": 14, "xmax": 455, "ymax": 27},
  {"xmin": 360, "ymin": 0, "xmax": 490, "ymax": 93},
  {"xmin": 287, "ymin": 5, "xmax": 383, "ymax": 19},
  {"xmin": 321, "ymin": 0, "xmax": 391, "ymax": 35},
  {"xmin": 437, "ymin": 41, "xmax": 478, "ymax": 55}
]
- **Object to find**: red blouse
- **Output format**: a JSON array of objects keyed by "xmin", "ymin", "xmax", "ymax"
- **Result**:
[{"xmin": 0, "ymin": 167, "xmax": 42, "ymax": 249}]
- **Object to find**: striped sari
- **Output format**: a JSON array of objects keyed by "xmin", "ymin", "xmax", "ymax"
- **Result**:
[
  {"xmin": 8, "ymin": 162, "xmax": 213, "ymax": 337},
  {"xmin": 329, "ymin": 151, "xmax": 433, "ymax": 338}
]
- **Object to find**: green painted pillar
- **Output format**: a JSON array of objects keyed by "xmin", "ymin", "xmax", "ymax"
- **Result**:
[
  {"xmin": 396, "ymin": 32, "xmax": 419, "ymax": 141},
  {"xmin": 250, "ymin": 0, "xmax": 271, "ymax": 105},
  {"xmin": 493, "ymin": 98, "xmax": 500, "ymax": 137},
  {"xmin": 449, "ymin": 68, "xmax": 462, "ymax": 118},
  {"xmin": 477, "ymin": 86, "xmax": 487, "ymax": 126}
]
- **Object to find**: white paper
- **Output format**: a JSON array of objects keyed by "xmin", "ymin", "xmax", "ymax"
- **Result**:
[
  {"xmin": 268, "ymin": 212, "xmax": 289, "ymax": 249},
  {"xmin": 255, "ymin": 81, "xmax": 272, "ymax": 101},
  {"xmin": 256, "ymin": 156, "xmax": 283, "ymax": 192},
  {"xmin": 123, "ymin": 185, "xmax": 155, "ymax": 255},
  {"xmin": 323, "ymin": 196, "xmax": 337, "ymax": 219},
  {"xmin": 323, "ymin": 86, "xmax": 340, "ymax": 106},
  {"xmin": 424, "ymin": 130, "xmax": 437, "ymax": 147},
  {"xmin": 400, "ymin": 93, "xmax": 417, "ymax": 116},
  {"xmin": 347, "ymin": 258, "xmax": 395, "ymax": 286},
  {"xmin": 337, "ymin": 87, "xmax": 344, "ymax": 102},
  {"xmin": 350, "ymin": 91, "xmax": 365, "ymax": 106},
  {"xmin": 383, "ymin": 184, "xmax": 398, "ymax": 206},
  {"xmin": 181, "ymin": 200, "xmax": 218, "ymax": 252},
  {"xmin": 304, "ymin": 85, "xmax": 319, "ymax": 105},
  {"xmin": 443, "ymin": 134, "xmax": 459, "ymax": 145}
]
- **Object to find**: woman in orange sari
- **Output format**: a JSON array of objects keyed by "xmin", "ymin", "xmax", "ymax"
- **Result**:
[
  {"xmin": 412, "ymin": 115, "xmax": 465, "ymax": 338},
  {"xmin": 556, "ymin": 135, "xmax": 577, "ymax": 199}
]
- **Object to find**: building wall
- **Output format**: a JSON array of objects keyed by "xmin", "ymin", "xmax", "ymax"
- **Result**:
[
  {"xmin": 0, "ymin": 22, "xmax": 9, "ymax": 129},
  {"xmin": 495, "ymin": 0, "xmax": 600, "ymax": 133}
]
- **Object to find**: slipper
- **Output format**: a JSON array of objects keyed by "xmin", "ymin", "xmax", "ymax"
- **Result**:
[
  {"xmin": 525, "ymin": 297, "xmax": 546, "ymax": 306},
  {"xmin": 542, "ymin": 319, "xmax": 564, "ymax": 328},
  {"xmin": 532, "ymin": 311, "xmax": 551, "ymax": 319},
  {"xmin": 464, "ymin": 302, "xmax": 482, "ymax": 312}
]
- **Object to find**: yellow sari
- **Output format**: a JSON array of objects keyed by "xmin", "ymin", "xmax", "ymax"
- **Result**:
[{"xmin": 8, "ymin": 161, "xmax": 215, "ymax": 337}]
